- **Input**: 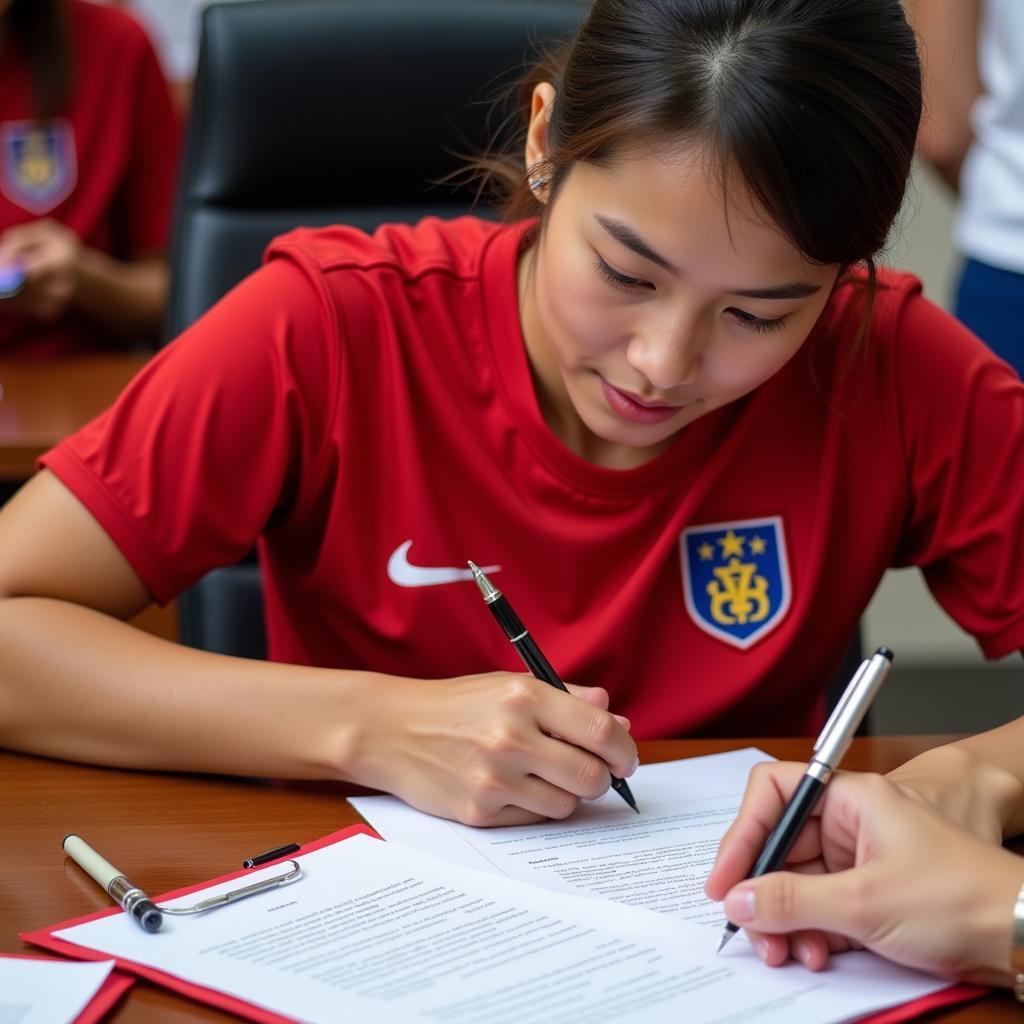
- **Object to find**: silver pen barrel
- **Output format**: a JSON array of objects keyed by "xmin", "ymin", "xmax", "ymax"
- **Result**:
[{"xmin": 813, "ymin": 647, "xmax": 893, "ymax": 770}]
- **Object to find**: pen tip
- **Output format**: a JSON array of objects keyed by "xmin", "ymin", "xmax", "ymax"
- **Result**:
[
  {"xmin": 717, "ymin": 924, "xmax": 738, "ymax": 954},
  {"xmin": 467, "ymin": 560, "xmax": 480, "ymax": 574}
]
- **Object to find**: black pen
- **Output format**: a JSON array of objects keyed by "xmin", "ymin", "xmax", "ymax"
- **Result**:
[
  {"xmin": 717, "ymin": 646, "xmax": 894, "ymax": 953},
  {"xmin": 243, "ymin": 843, "xmax": 301, "ymax": 869},
  {"xmin": 468, "ymin": 561, "xmax": 638, "ymax": 813}
]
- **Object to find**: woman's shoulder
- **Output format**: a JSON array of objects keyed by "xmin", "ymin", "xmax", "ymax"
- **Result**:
[
  {"xmin": 264, "ymin": 216, "xmax": 512, "ymax": 285},
  {"xmin": 827, "ymin": 265, "xmax": 924, "ymax": 333},
  {"xmin": 829, "ymin": 265, "xmax": 1006, "ymax": 375}
]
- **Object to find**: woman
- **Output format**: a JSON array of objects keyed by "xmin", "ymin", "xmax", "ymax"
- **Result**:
[{"xmin": 0, "ymin": 0, "xmax": 1020, "ymax": 838}]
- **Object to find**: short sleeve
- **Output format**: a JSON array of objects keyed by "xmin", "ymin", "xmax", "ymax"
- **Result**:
[
  {"xmin": 890, "ymin": 292, "xmax": 1024, "ymax": 658},
  {"xmin": 39, "ymin": 257, "xmax": 339, "ymax": 604},
  {"xmin": 116, "ymin": 17, "xmax": 182, "ymax": 255}
]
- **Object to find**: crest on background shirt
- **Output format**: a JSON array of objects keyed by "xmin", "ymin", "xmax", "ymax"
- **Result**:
[
  {"xmin": 1, "ymin": 119, "xmax": 77, "ymax": 214},
  {"xmin": 680, "ymin": 517, "xmax": 791, "ymax": 650}
]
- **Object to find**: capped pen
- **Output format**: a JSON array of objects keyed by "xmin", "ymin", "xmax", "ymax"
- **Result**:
[
  {"xmin": 243, "ymin": 843, "xmax": 301, "ymax": 869},
  {"xmin": 717, "ymin": 646, "xmax": 894, "ymax": 953},
  {"xmin": 62, "ymin": 833, "xmax": 163, "ymax": 933},
  {"xmin": 468, "ymin": 561, "xmax": 638, "ymax": 813}
]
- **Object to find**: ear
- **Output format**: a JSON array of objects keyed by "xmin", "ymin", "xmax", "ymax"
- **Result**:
[{"xmin": 524, "ymin": 82, "xmax": 557, "ymax": 201}]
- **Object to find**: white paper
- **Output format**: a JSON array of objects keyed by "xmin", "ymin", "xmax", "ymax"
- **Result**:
[
  {"xmin": 352, "ymin": 748, "xmax": 772, "ymax": 927},
  {"xmin": 0, "ymin": 957, "xmax": 115, "ymax": 1024},
  {"xmin": 52, "ymin": 833, "xmax": 948, "ymax": 1024}
]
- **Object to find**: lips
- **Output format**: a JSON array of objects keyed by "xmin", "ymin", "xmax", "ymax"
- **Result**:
[{"xmin": 600, "ymin": 378, "xmax": 686, "ymax": 425}]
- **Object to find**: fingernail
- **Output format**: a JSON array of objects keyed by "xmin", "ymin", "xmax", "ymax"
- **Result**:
[
  {"xmin": 628, "ymin": 755, "xmax": 639, "ymax": 777},
  {"xmin": 793, "ymin": 940, "xmax": 813, "ymax": 967},
  {"xmin": 755, "ymin": 939, "xmax": 770, "ymax": 961},
  {"xmin": 724, "ymin": 887, "xmax": 756, "ymax": 923}
]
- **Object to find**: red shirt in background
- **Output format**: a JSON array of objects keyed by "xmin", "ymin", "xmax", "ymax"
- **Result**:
[{"xmin": 0, "ymin": 0, "xmax": 180, "ymax": 357}]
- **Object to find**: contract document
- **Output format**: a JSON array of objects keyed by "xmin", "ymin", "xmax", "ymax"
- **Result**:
[
  {"xmin": 351, "ymin": 747, "xmax": 771, "ymax": 927},
  {"xmin": 46, "ymin": 831, "xmax": 951, "ymax": 1024}
]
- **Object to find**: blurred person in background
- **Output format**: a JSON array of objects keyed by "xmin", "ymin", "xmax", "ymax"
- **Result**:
[
  {"xmin": 910, "ymin": 0, "xmax": 1024, "ymax": 377},
  {"xmin": 0, "ymin": 0, "xmax": 180, "ymax": 358}
]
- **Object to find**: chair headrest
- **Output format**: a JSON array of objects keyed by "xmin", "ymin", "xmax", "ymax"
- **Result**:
[{"xmin": 185, "ymin": 0, "xmax": 586, "ymax": 208}]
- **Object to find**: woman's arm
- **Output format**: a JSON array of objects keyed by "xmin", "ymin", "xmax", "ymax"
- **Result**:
[
  {"xmin": 0, "ymin": 471, "xmax": 636, "ymax": 825},
  {"xmin": 887, "ymin": 716, "xmax": 1024, "ymax": 841}
]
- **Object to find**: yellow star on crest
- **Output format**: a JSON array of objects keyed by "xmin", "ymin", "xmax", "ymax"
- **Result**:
[
  {"xmin": 749, "ymin": 536, "xmax": 767, "ymax": 555},
  {"xmin": 718, "ymin": 529, "xmax": 746, "ymax": 558},
  {"xmin": 697, "ymin": 542, "xmax": 715, "ymax": 561}
]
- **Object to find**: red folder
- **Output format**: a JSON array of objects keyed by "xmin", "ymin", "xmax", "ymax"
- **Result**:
[
  {"xmin": 22, "ymin": 821, "xmax": 986, "ymax": 1024},
  {"xmin": 23, "ymin": 823, "xmax": 378, "ymax": 1024},
  {"xmin": 0, "ymin": 951, "xmax": 133, "ymax": 1023}
]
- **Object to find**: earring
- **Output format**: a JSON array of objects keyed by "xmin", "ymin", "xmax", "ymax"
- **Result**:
[{"xmin": 528, "ymin": 175, "xmax": 548, "ymax": 195}]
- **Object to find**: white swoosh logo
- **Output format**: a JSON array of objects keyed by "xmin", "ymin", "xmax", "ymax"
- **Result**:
[{"xmin": 387, "ymin": 540, "xmax": 501, "ymax": 588}]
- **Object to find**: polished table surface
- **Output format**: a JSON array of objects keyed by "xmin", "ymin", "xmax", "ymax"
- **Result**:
[
  {"xmin": 3, "ymin": 737, "xmax": 1019, "ymax": 1022},
  {"xmin": 0, "ymin": 354, "xmax": 147, "ymax": 479}
]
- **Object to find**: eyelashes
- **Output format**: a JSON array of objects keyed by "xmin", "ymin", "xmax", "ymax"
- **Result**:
[
  {"xmin": 592, "ymin": 253, "xmax": 789, "ymax": 334},
  {"xmin": 593, "ymin": 252, "xmax": 651, "ymax": 291},
  {"xmin": 727, "ymin": 308, "xmax": 790, "ymax": 335}
]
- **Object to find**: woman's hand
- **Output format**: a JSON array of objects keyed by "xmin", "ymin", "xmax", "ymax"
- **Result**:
[
  {"xmin": 885, "ymin": 741, "xmax": 1023, "ymax": 845},
  {"xmin": 346, "ymin": 671, "xmax": 638, "ymax": 827},
  {"xmin": 704, "ymin": 762, "xmax": 1024, "ymax": 986},
  {"xmin": 0, "ymin": 219, "xmax": 82, "ymax": 323}
]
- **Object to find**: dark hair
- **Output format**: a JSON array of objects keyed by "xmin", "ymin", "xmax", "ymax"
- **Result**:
[
  {"xmin": 6, "ymin": 0, "xmax": 72, "ymax": 121},
  {"xmin": 478, "ymin": 0, "xmax": 922, "ymax": 318}
]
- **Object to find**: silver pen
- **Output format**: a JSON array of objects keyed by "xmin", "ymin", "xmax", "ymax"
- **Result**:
[{"xmin": 717, "ymin": 646, "xmax": 894, "ymax": 952}]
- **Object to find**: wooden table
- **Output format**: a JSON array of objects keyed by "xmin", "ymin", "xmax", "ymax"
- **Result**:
[
  {"xmin": 0, "ymin": 355, "xmax": 147, "ymax": 480},
  {"xmin": 3, "ymin": 738, "xmax": 1019, "ymax": 1022}
]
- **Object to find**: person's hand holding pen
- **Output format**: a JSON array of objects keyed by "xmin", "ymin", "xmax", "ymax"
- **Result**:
[
  {"xmin": 704, "ymin": 763, "xmax": 1024, "ymax": 988},
  {"xmin": 345, "ymin": 670, "xmax": 637, "ymax": 828}
]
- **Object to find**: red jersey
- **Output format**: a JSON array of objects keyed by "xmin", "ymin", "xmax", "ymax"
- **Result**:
[
  {"xmin": 41, "ymin": 217, "xmax": 1024, "ymax": 737},
  {"xmin": 0, "ymin": 0, "xmax": 180, "ymax": 357}
]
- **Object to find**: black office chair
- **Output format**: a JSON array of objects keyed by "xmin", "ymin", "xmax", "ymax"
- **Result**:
[{"xmin": 165, "ymin": 0, "xmax": 587, "ymax": 657}]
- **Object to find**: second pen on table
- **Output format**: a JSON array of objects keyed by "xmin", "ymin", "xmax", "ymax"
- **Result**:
[{"xmin": 468, "ymin": 561, "xmax": 638, "ymax": 813}]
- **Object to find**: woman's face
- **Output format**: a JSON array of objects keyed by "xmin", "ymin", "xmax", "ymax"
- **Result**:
[{"xmin": 518, "ymin": 112, "xmax": 840, "ymax": 469}]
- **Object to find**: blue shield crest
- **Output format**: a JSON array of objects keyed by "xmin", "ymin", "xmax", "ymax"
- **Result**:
[
  {"xmin": 1, "ymin": 120, "xmax": 77, "ymax": 214},
  {"xmin": 680, "ymin": 517, "xmax": 791, "ymax": 649}
]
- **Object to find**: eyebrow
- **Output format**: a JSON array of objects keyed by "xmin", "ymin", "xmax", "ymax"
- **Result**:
[
  {"xmin": 595, "ymin": 215, "xmax": 678, "ymax": 274},
  {"xmin": 593, "ymin": 213, "xmax": 822, "ymax": 300},
  {"xmin": 726, "ymin": 281, "xmax": 822, "ymax": 300}
]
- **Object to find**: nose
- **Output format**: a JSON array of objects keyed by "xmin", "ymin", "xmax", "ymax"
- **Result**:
[{"xmin": 625, "ymin": 315, "xmax": 704, "ymax": 392}]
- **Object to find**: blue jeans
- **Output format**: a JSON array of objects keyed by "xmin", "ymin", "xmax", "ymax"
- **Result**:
[{"xmin": 954, "ymin": 257, "xmax": 1024, "ymax": 378}]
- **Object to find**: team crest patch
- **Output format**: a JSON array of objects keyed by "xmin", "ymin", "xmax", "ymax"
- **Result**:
[
  {"xmin": 680, "ymin": 517, "xmax": 791, "ymax": 650},
  {"xmin": 1, "ymin": 119, "xmax": 77, "ymax": 214}
]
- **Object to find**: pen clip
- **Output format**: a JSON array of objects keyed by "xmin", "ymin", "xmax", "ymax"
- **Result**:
[{"xmin": 159, "ymin": 860, "xmax": 302, "ymax": 916}]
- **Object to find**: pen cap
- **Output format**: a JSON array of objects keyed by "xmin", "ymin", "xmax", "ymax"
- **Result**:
[
  {"xmin": 62, "ymin": 834, "xmax": 123, "ymax": 892},
  {"xmin": 814, "ymin": 648, "xmax": 893, "ymax": 768}
]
